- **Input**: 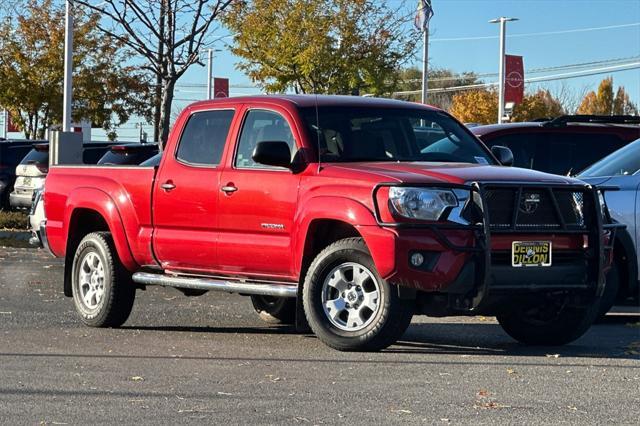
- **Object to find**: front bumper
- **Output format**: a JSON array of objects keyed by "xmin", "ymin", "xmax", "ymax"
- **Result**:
[{"xmin": 373, "ymin": 181, "xmax": 621, "ymax": 312}]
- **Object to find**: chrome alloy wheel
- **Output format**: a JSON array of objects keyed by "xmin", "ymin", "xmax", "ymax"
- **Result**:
[
  {"xmin": 321, "ymin": 262, "xmax": 381, "ymax": 331},
  {"xmin": 78, "ymin": 252, "xmax": 106, "ymax": 310}
]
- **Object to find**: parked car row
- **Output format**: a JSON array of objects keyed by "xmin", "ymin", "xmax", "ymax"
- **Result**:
[{"xmin": 0, "ymin": 141, "xmax": 159, "ymax": 210}]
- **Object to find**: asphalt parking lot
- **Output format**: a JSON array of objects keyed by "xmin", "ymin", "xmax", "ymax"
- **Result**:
[{"xmin": 1, "ymin": 246, "xmax": 639, "ymax": 424}]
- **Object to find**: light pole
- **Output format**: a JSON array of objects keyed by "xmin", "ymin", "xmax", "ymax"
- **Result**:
[
  {"xmin": 205, "ymin": 49, "xmax": 223, "ymax": 100},
  {"xmin": 63, "ymin": 0, "xmax": 74, "ymax": 132},
  {"xmin": 489, "ymin": 16, "xmax": 518, "ymax": 124}
]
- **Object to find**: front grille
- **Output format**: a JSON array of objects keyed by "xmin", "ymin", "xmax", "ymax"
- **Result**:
[{"xmin": 484, "ymin": 186, "xmax": 591, "ymax": 231}]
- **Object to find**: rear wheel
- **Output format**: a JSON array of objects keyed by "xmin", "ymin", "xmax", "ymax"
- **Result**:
[
  {"xmin": 71, "ymin": 232, "xmax": 135, "ymax": 327},
  {"xmin": 303, "ymin": 238, "xmax": 413, "ymax": 351},
  {"xmin": 251, "ymin": 295, "xmax": 296, "ymax": 325},
  {"xmin": 497, "ymin": 294, "xmax": 598, "ymax": 346}
]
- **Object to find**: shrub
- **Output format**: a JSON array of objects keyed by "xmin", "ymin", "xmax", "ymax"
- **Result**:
[{"xmin": 0, "ymin": 210, "xmax": 29, "ymax": 230}]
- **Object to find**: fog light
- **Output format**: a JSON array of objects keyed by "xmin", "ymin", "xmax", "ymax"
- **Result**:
[{"xmin": 410, "ymin": 252, "xmax": 425, "ymax": 267}]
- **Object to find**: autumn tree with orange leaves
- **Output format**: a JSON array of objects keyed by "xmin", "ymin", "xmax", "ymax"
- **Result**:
[
  {"xmin": 577, "ymin": 77, "xmax": 638, "ymax": 116},
  {"xmin": 449, "ymin": 89, "xmax": 565, "ymax": 124}
]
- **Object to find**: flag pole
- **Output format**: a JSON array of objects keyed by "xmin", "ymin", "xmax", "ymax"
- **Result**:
[
  {"xmin": 421, "ymin": 24, "xmax": 429, "ymax": 105},
  {"xmin": 417, "ymin": 1, "xmax": 433, "ymax": 105}
]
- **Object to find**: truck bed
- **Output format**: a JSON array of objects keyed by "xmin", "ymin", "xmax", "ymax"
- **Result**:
[{"xmin": 45, "ymin": 165, "xmax": 157, "ymax": 268}]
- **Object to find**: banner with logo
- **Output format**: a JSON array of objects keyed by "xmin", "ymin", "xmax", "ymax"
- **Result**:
[
  {"xmin": 504, "ymin": 55, "xmax": 524, "ymax": 105},
  {"xmin": 214, "ymin": 78, "xmax": 229, "ymax": 98}
]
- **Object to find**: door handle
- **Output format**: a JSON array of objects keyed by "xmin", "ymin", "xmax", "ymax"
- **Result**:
[
  {"xmin": 221, "ymin": 184, "xmax": 238, "ymax": 194},
  {"xmin": 161, "ymin": 181, "xmax": 176, "ymax": 191}
]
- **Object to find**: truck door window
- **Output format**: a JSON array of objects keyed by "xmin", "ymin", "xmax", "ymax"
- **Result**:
[
  {"xmin": 235, "ymin": 110, "xmax": 296, "ymax": 169},
  {"xmin": 176, "ymin": 110, "xmax": 235, "ymax": 166}
]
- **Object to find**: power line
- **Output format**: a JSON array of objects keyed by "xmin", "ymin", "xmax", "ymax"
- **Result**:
[
  {"xmin": 431, "ymin": 22, "xmax": 640, "ymax": 42},
  {"xmin": 400, "ymin": 55, "xmax": 640, "ymax": 83},
  {"xmin": 393, "ymin": 62, "xmax": 640, "ymax": 96}
]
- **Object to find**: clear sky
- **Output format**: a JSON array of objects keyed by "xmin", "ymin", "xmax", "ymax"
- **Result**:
[{"xmin": 174, "ymin": 0, "xmax": 640, "ymax": 107}]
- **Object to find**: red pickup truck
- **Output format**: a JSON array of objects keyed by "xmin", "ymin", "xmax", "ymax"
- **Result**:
[{"xmin": 42, "ymin": 95, "xmax": 615, "ymax": 351}]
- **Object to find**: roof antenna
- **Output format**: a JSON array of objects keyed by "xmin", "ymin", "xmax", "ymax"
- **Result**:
[{"xmin": 315, "ymin": 92, "xmax": 322, "ymax": 172}]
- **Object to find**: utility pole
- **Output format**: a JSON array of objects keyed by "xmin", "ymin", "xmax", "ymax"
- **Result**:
[
  {"xmin": 490, "ymin": 17, "xmax": 518, "ymax": 124},
  {"xmin": 206, "ymin": 49, "xmax": 213, "ymax": 100},
  {"xmin": 63, "ymin": 0, "xmax": 74, "ymax": 132}
]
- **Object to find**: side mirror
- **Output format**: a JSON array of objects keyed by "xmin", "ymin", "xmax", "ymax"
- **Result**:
[
  {"xmin": 252, "ymin": 141, "xmax": 292, "ymax": 169},
  {"xmin": 491, "ymin": 145, "xmax": 514, "ymax": 167}
]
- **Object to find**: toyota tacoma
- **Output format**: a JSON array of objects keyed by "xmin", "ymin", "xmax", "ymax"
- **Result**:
[{"xmin": 41, "ymin": 95, "xmax": 616, "ymax": 351}]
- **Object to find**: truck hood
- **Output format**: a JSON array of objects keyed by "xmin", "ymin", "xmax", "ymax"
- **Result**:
[{"xmin": 323, "ymin": 162, "xmax": 584, "ymax": 186}]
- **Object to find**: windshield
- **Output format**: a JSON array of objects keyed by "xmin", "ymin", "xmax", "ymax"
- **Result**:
[
  {"xmin": 579, "ymin": 139, "xmax": 640, "ymax": 177},
  {"xmin": 301, "ymin": 107, "xmax": 495, "ymax": 164}
]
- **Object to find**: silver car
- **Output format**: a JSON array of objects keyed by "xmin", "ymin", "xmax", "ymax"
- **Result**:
[
  {"xmin": 9, "ymin": 144, "xmax": 48, "ymax": 209},
  {"xmin": 578, "ymin": 138, "xmax": 640, "ymax": 314}
]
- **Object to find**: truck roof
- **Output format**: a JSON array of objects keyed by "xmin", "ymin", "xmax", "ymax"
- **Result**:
[{"xmin": 187, "ymin": 94, "xmax": 442, "ymax": 111}]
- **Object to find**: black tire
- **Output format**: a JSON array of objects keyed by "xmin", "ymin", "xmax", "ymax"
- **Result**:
[
  {"xmin": 71, "ymin": 232, "xmax": 135, "ymax": 327},
  {"xmin": 597, "ymin": 262, "xmax": 620, "ymax": 320},
  {"xmin": 302, "ymin": 237, "xmax": 414, "ymax": 351},
  {"xmin": 497, "ymin": 294, "xmax": 599, "ymax": 346},
  {"xmin": 251, "ymin": 295, "xmax": 296, "ymax": 325}
]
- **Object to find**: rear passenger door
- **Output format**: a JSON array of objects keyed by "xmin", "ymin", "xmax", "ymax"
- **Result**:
[
  {"xmin": 217, "ymin": 107, "xmax": 301, "ymax": 280},
  {"xmin": 153, "ymin": 108, "xmax": 236, "ymax": 272}
]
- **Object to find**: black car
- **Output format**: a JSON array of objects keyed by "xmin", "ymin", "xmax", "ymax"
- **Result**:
[
  {"xmin": 97, "ymin": 143, "xmax": 159, "ymax": 166},
  {"xmin": 0, "ymin": 139, "xmax": 46, "ymax": 209},
  {"xmin": 471, "ymin": 115, "xmax": 640, "ymax": 176}
]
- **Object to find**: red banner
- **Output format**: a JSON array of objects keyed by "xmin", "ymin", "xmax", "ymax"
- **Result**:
[
  {"xmin": 504, "ymin": 55, "xmax": 524, "ymax": 105},
  {"xmin": 7, "ymin": 112, "xmax": 20, "ymax": 132},
  {"xmin": 213, "ymin": 78, "xmax": 229, "ymax": 98}
]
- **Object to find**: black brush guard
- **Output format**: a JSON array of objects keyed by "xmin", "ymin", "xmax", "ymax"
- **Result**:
[{"xmin": 372, "ymin": 181, "xmax": 623, "ymax": 312}]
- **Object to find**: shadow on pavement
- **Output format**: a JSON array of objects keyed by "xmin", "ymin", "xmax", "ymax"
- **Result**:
[
  {"xmin": 118, "ymin": 320, "xmax": 640, "ymax": 361},
  {"xmin": 388, "ymin": 321, "xmax": 640, "ymax": 360}
]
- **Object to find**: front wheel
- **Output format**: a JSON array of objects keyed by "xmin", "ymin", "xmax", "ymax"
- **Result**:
[
  {"xmin": 71, "ymin": 232, "xmax": 135, "ymax": 327},
  {"xmin": 497, "ymin": 294, "xmax": 598, "ymax": 346},
  {"xmin": 303, "ymin": 238, "xmax": 414, "ymax": 351}
]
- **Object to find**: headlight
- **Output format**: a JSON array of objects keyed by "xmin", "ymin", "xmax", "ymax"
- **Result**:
[{"xmin": 388, "ymin": 187, "xmax": 458, "ymax": 221}]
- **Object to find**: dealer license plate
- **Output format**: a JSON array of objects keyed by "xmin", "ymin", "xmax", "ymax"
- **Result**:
[{"xmin": 511, "ymin": 241, "xmax": 552, "ymax": 267}]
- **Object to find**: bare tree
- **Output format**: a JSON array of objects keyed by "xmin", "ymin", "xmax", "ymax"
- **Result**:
[{"xmin": 75, "ymin": 0, "xmax": 234, "ymax": 147}]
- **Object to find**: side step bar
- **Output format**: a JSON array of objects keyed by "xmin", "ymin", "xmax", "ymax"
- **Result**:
[{"xmin": 132, "ymin": 272, "xmax": 297, "ymax": 298}]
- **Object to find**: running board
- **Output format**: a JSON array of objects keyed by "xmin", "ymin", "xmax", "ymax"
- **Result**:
[{"xmin": 132, "ymin": 272, "xmax": 297, "ymax": 298}]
